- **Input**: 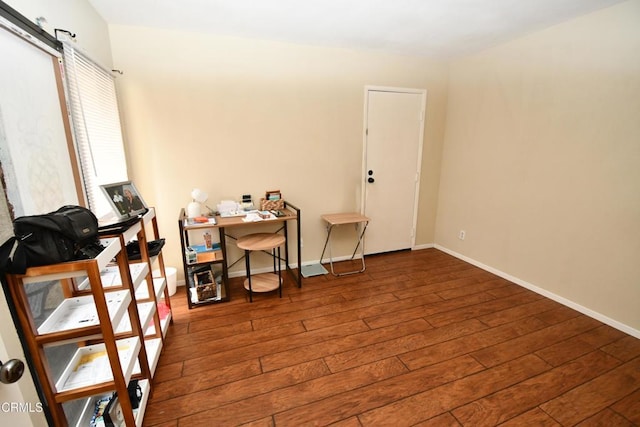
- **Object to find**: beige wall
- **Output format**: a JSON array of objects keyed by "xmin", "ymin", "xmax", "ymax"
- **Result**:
[
  {"xmin": 436, "ymin": 0, "xmax": 640, "ymax": 332},
  {"xmin": 108, "ymin": 26, "xmax": 448, "ymax": 277}
]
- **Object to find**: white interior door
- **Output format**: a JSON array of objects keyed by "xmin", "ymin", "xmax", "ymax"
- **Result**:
[{"xmin": 363, "ymin": 88, "xmax": 425, "ymax": 255}]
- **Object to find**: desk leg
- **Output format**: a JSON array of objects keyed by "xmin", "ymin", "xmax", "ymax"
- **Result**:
[
  {"xmin": 244, "ymin": 249, "xmax": 253, "ymax": 302},
  {"xmin": 296, "ymin": 212, "xmax": 302, "ymax": 288},
  {"xmin": 284, "ymin": 219, "xmax": 289, "ymax": 271},
  {"xmin": 218, "ymin": 227, "xmax": 230, "ymax": 301},
  {"xmin": 284, "ymin": 217, "xmax": 303, "ymax": 288},
  {"xmin": 277, "ymin": 246, "xmax": 282, "ymax": 297}
]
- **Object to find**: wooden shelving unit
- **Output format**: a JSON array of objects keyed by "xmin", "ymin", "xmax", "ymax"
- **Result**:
[
  {"xmin": 3, "ymin": 208, "xmax": 171, "ymax": 426},
  {"xmin": 129, "ymin": 208, "xmax": 173, "ymax": 375}
]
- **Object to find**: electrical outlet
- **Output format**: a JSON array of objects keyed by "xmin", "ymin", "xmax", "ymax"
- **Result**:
[{"xmin": 458, "ymin": 230, "xmax": 466, "ymax": 240}]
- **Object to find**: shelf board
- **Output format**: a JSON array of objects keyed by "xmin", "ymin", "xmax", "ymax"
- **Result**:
[
  {"xmin": 97, "ymin": 238, "xmax": 122, "ymax": 269},
  {"xmin": 144, "ymin": 301, "xmax": 171, "ymax": 337},
  {"xmin": 131, "ymin": 263, "xmax": 150, "ymax": 291},
  {"xmin": 243, "ymin": 273, "xmax": 282, "ymax": 293},
  {"xmin": 154, "ymin": 277, "xmax": 166, "ymax": 299},
  {"xmin": 55, "ymin": 337, "xmax": 141, "ymax": 394},
  {"xmin": 135, "ymin": 277, "xmax": 166, "ymax": 301},
  {"xmin": 182, "ymin": 218, "xmax": 218, "ymax": 230},
  {"xmin": 161, "ymin": 312, "xmax": 171, "ymax": 338},
  {"xmin": 67, "ymin": 378, "xmax": 150, "ymax": 427},
  {"xmin": 138, "ymin": 302, "xmax": 156, "ymax": 332},
  {"xmin": 38, "ymin": 290, "xmax": 131, "ymax": 338},
  {"xmin": 121, "ymin": 220, "xmax": 142, "ymax": 244},
  {"xmin": 135, "ymin": 379, "xmax": 151, "ymax": 427},
  {"xmin": 144, "ymin": 338, "xmax": 162, "ymax": 377},
  {"xmin": 77, "ymin": 262, "xmax": 149, "ymax": 292},
  {"xmin": 142, "ymin": 207, "xmax": 155, "ymax": 225},
  {"xmin": 116, "ymin": 301, "xmax": 155, "ymax": 335}
]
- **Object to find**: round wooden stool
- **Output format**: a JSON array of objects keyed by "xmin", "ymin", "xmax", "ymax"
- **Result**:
[{"xmin": 237, "ymin": 233, "xmax": 286, "ymax": 302}]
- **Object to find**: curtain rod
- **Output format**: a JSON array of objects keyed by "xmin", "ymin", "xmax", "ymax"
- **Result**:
[{"xmin": 0, "ymin": 0, "xmax": 61, "ymax": 52}]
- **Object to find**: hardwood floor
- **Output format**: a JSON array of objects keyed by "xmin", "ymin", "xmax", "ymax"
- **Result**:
[{"xmin": 144, "ymin": 249, "xmax": 640, "ymax": 426}]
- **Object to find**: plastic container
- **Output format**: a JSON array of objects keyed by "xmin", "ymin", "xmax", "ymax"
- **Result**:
[{"xmin": 154, "ymin": 267, "xmax": 177, "ymax": 296}]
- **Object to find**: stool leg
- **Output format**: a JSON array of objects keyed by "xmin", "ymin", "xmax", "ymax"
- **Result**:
[
  {"xmin": 245, "ymin": 249, "xmax": 253, "ymax": 302},
  {"xmin": 272, "ymin": 247, "xmax": 277, "ymax": 273},
  {"xmin": 277, "ymin": 246, "xmax": 282, "ymax": 298}
]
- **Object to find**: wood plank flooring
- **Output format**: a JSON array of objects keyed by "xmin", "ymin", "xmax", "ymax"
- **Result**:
[{"xmin": 144, "ymin": 248, "xmax": 640, "ymax": 426}]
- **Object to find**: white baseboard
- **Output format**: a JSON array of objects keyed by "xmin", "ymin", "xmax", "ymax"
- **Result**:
[
  {"xmin": 433, "ymin": 245, "xmax": 639, "ymax": 339},
  {"xmin": 413, "ymin": 243, "xmax": 435, "ymax": 251}
]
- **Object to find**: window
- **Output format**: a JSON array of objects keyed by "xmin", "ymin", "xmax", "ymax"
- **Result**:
[{"xmin": 62, "ymin": 43, "xmax": 128, "ymax": 218}]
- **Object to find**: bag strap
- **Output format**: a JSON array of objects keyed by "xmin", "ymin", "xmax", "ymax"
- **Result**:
[
  {"xmin": 12, "ymin": 238, "xmax": 27, "ymax": 274},
  {"xmin": 0, "ymin": 236, "xmax": 27, "ymax": 275},
  {"xmin": 0, "ymin": 237, "xmax": 16, "ymax": 273}
]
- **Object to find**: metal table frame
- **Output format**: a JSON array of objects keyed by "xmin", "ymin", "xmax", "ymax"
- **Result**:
[{"xmin": 319, "ymin": 212, "xmax": 370, "ymax": 276}]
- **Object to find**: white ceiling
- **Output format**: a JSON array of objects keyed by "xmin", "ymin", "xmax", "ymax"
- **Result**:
[{"xmin": 88, "ymin": 0, "xmax": 626, "ymax": 58}]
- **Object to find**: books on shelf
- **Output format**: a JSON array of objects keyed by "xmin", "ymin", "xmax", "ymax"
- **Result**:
[
  {"xmin": 190, "ymin": 243, "xmax": 221, "ymax": 252},
  {"xmin": 183, "ymin": 216, "xmax": 216, "ymax": 226},
  {"xmin": 90, "ymin": 395, "xmax": 111, "ymax": 427},
  {"xmin": 187, "ymin": 243, "xmax": 220, "ymax": 263}
]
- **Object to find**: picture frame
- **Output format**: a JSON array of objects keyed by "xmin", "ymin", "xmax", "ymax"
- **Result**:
[
  {"xmin": 103, "ymin": 395, "xmax": 124, "ymax": 426},
  {"xmin": 194, "ymin": 270, "xmax": 214, "ymax": 286},
  {"xmin": 100, "ymin": 181, "xmax": 148, "ymax": 219}
]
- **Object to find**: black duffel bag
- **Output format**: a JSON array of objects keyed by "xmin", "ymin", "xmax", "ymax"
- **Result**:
[{"xmin": 0, "ymin": 205, "xmax": 101, "ymax": 274}]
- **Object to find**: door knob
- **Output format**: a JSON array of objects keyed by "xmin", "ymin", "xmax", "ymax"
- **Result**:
[
  {"xmin": 0, "ymin": 359, "xmax": 25, "ymax": 384},
  {"xmin": 368, "ymin": 177, "xmax": 375, "ymax": 183}
]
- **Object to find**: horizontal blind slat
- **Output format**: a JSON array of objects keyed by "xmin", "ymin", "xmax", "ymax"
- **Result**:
[{"xmin": 62, "ymin": 44, "xmax": 128, "ymax": 218}]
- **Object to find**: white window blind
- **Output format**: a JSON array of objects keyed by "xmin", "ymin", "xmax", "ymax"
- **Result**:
[{"xmin": 62, "ymin": 43, "xmax": 127, "ymax": 218}]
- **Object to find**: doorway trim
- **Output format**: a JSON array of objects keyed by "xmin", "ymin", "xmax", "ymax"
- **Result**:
[{"xmin": 361, "ymin": 85, "xmax": 427, "ymax": 250}]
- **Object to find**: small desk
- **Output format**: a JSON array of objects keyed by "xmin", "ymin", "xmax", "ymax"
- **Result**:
[
  {"xmin": 179, "ymin": 201, "xmax": 302, "ymax": 308},
  {"xmin": 320, "ymin": 212, "xmax": 370, "ymax": 276},
  {"xmin": 216, "ymin": 203, "xmax": 301, "ymax": 288}
]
